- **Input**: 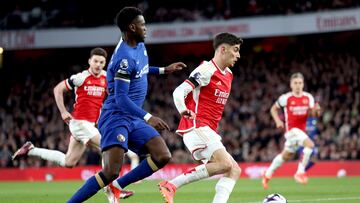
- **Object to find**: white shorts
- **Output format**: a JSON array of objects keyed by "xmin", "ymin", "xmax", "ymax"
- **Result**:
[
  {"xmin": 69, "ymin": 119, "xmax": 100, "ymax": 144},
  {"xmin": 183, "ymin": 126, "xmax": 225, "ymax": 163},
  {"xmin": 284, "ymin": 128, "xmax": 309, "ymax": 153},
  {"xmin": 126, "ymin": 149, "xmax": 138, "ymax": 158}
]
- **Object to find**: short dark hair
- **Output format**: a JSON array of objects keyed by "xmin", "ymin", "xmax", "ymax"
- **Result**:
[
  {"xmin": 115, "ymin": 7, "xmax": 143, "ymax": 32},
  {"xmin": 90, "ymin": 47, "xmax": 107, "ymax": 58},
  {"xmin": 213, "ymin": 32, "xmax": 243, "ymax": 50}
]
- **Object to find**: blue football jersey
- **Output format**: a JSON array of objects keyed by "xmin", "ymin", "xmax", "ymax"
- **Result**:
[{"xmin": 102, "ymin": 39, "xmax": 153, "ymax": 118}]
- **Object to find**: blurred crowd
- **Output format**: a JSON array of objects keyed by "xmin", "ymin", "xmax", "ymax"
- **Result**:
[
  {"xmin": 1, "ymin": 0, "xmax": 359, "ymax": 30},
  {"xmin": 0, "ymin": 32, "xmax": 359, "ymax": 168}
]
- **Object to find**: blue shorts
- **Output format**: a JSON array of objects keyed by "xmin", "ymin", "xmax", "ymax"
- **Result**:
[{"xmin": 98, "ymin": 109, "xmax": 159, "ymax": 154}]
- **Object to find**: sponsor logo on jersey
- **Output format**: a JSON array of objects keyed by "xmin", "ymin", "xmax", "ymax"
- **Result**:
[
  {"xmin": 289, "ymin": 106, "xmax": 309, "ymax": 115},
  {"xmin": 216, "ymin": 81, "xmax": 222, "ymax": 86},
  {"xmin": 84, "ymin": 86, "xmax": 105, "ymax": 96},
  {"xmin": 214, "ymin": 89, "xmax": 230, "ymax": 104},
  {"xmin": 100, "ymin": 79, "xmax": 106, "ymax": 86}
]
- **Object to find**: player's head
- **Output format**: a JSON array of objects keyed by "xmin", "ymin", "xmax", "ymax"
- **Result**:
[
  {"xmin": 88, "ymin": 47, "xmax": 107, "ymax": 76},
  {"xmin": 116, "ymin": 7, "xmax": 146, "ymax": 42},
  {"xmin": 290, "ymin": 72, "xmax": 304, "ymax": 94},
  {"xmin": 213, "ymin": 32, "xmax": 243, "ymax": 67}
]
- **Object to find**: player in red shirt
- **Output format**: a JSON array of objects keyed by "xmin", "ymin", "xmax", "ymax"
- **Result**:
[
  {"xmin": 11, "ymin": 47, "xmax": 134, "ymax": 200},
  {"xmin": 262, "ymin": 72, "xmax": 321, "ymax": 189},
  {"xmin": 159, "ymin": 32, "xmax": 243, "ymax": 203}
]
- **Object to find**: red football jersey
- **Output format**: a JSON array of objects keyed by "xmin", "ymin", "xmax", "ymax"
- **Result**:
[
  {"xmin": 64, "ymin": 68, "xmax": 107, "ymax": 122},
  {"xmin": 276, "ymin": 92, "xmax": 315, "ymax": 132},
  {"xmin": 177, "ymin": 60, "xmax": 233, "ymax": 134}
]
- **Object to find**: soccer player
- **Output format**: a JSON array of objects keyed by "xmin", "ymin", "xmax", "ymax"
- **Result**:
[
  {"xmin": 159, "ymin": 32, "xmax": 243, "ymax": 203},
  {"xmin": 261, "ymin": 72, "xmax": 321, "ymax": 189},
  {"xmin": 11, "ymin": 47, "xmax": 134, "ymax": 200},
  {"xmin": 66, "ymin": 7, "xmax": 186, "ymax": 203}
]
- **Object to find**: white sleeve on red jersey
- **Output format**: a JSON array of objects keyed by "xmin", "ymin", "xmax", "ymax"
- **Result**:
[
  {"xmin": 186, "ymin": 62, "xmax": 213, "ymax": 88},
  {"xmin": 173, "ymin": 82, "xmax": 194, "ymax": 114},
  {"xmin": 65, "ymin": 71, "xmax": 88, "ymax": 90},
  {"xmin": 276, "ymin": 92, "xmax": 290, "ymax": 108},
  {"xmin": 304, "ymin": 92, "xmax": 315, "ymax": 108}
]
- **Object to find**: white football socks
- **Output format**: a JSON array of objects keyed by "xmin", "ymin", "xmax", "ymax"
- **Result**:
[
  {"xmin": 297, "ymin": 147, "xmax": 313, "ymax": 174},
  {"xmin": 212, "ymin": 177, "xmax": 236, "ymax": 203},
  {"xmin": 170, "ymin": 164, "xmax": 209, "ymax": 188},
  {"xmin": 265, "ymin": 154, "xmax": 284, "ymax": 177},
  {"xmin": 28, "ymin": 147, "xmax": 66, "ymax": 166}
]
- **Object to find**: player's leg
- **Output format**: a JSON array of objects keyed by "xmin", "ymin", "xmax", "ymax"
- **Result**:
[
  {"xmin": 294, "ymin": 129, "xmax": 314, "ymax": 184},
  {"xmin": 64, "ymin": 119, "xmax": 102, "ymax": 167},
  {"xmin": 305, "ymin": 147, "xmax": 318, "ymax": 171},
  {"xmin": 67, "ymin": 110, "xmax": 128, "ymax": 203},
  {"xmin": 90, "ymin": 134, "xmax": 135, "ymax": 202},
  {"xmin": 212, "ymin": 154, "xmax": 241, "ymax": 203},
  {"xmin": 112, "ymin": 128, "xmax": 171, "ymax": 189},
  {"xmin": 159, "ymin": 126, "xmax": 229, "ymax": 203},
  {"xmin": 12, "ymin": 141, "xmax": 66, "ymax": 167},
  {"xmin": 63, "ymin": 136, "xmax": 87, "ymax": 167},
  {"xmin": 127, "ymin": 150, "xmax": 140, "ymax": 170},
  {"xmin": 67, "ymin": 146, "xmax": 125, "ymax": 203},
  {"xmin": 261, "ymin": 137, "xmax": 298, "ymax": 189}
]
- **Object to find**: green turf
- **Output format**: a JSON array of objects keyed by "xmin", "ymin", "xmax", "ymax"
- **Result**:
[{"xmin": 0, "ymin": 177, "xmax": 359, "ymax": 203}]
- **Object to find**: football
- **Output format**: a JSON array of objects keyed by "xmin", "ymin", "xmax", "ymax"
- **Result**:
[{"xmin": 262, "ymin": 193, "xmax": 287, "ymax": 203}]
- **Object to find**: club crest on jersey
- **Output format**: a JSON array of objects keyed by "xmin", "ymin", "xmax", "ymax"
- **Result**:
[
  {"xmin": 302, "ymin": 99, "xmax": 308, "ymax": 104},
  {"xmin": 120, "ymin": 59, "xmax": 128, "ymax": 70},
  {"xmin": 100, "ymin": 79, "xmax": 106, "ymax": 85},
  {"xmin": 117, "ymin": 134, "xmax": 126, "ymax": 142}
]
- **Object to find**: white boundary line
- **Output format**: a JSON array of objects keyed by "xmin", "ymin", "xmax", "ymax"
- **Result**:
[{"xmin": 246, "ymin": 196, "xmax": 360, "ymax": 203}]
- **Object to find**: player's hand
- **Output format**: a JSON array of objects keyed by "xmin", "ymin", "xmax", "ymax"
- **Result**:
[
  {"xmin": 147, "ymin": 116, "xmax": 170, "ymax": 131},
  {"xmin": 314, "ymin": 102, "xmax": 321, "ymax": 117},
  {"xmin": 180, "ymin": 109, "xmax": 196, "ymax": 120},
  {"xmin": 164, "ymin": 62, "xmax": 187, "ymax": 74},
  {"xmin": 61, "ymin": 111, "xmax": 73, "ymax": 124},
  {"xmin": 275, "ymin": 120, "xmax": 284, "ymax": 129}
]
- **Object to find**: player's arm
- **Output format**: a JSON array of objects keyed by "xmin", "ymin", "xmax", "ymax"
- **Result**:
[
  {"xmin": 309, "ymin": 102, "xmax": 321, "ymax": 117},
  {"xmin": 53, "ymin": 80, "xmax": 73, "ymax": 124},
  {"xmin": 173, "ymin": 66, "xmax": 209, "ymax": 119},
  {"xmin": 148, "ymin": 62, "xmax": 187, "ymax": 75},
  {"xmin": 114, "ymin": 69, "xmax": 169, "ymax": 130},
  {"xmin": 173, "ymin": 80, "xmax": 196, "ymax": 119},
  {"xmin": 114, "ymin": 69, "xmax": 149, "ymax": 118},
  {"xmin": 308, "ymin": 95, "xmax": 321, "ymax": 117},
  {"xmin": 270, "ymin": 102, "xmax": 284, "ymax": 129}
]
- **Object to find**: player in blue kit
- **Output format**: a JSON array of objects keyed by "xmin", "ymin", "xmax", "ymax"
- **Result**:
[{"xmin": 67, "ymin": 7, "xmax": 186, "ymax": 203}]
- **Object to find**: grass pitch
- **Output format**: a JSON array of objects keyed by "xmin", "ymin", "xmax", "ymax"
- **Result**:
[{"xmin": 0, "ymin": 177, "xmax": 359, "ymax": 203}]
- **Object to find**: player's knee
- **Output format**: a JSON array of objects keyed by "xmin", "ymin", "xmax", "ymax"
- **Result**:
[
  {"xmin": 64, "ymin": 158, "xmax": 78, "ymax": 168},
  {"xmin": 155, "ymin": 152, "xmax": 171, "ymax": 168},
  {"xmin": 218, "ymin": 160, "xmax": 233, "ymax": 174},
  {"xmin": 305, "ymin": 140, "xmax": 315, "ymax": 148},
  {"xmin": 232, "ymin": 164, "xmax": 241, "ymax": 177}
]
